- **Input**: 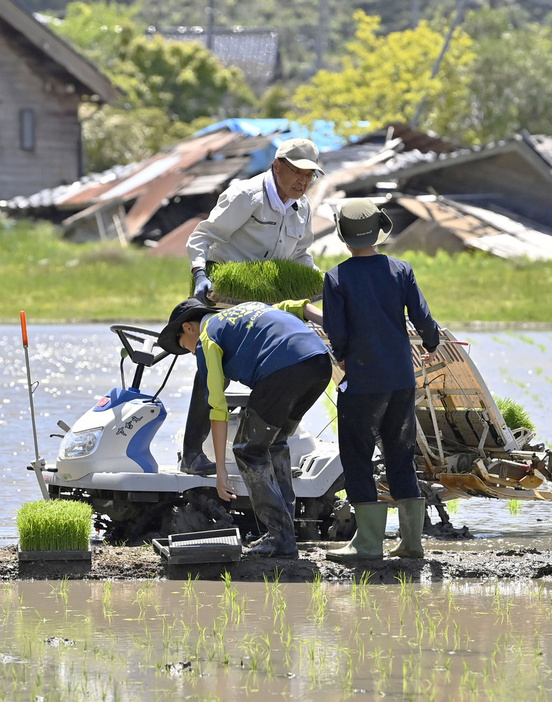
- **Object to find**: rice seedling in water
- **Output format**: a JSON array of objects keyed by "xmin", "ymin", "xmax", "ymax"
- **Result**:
[
  {"xmin": 102, "ymin": 581, "xmax": 113, "ymax": 620},
  {"xmin": 50, "ymin": 577, "xmax": 70, "ymax": 604},
  {"xmin": 351, "ymin": 570, "xmax": 373, "ymax": 604},
  {"xmin": 17, "ymin": 500, "xmax": 93, "ymax": 551},
  {"xmin": 508, "ymin": 499, "xmax": 521, "ymax": 516},
  {"xmin": 446, "ymin": 499, "xmax": 460, "ymax": 516},
  {"xmin": 180, "ymin": 574, "xmax": 199, "ymax": 603},
  {"xmin": 309, "ymin": 574, "xmax": 327, "ymax": 621}
]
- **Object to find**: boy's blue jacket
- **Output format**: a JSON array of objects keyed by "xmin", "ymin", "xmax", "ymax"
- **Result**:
[
  {"xmin": 323, "ymin": 255, "xmax": 439, "ymax": 394},
  {"xmin": 196, "ymin": 300, "xmax": 328, "ymax": 421}
]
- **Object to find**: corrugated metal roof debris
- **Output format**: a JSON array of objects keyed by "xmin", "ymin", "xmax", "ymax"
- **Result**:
[
  {"xmin": 390, "ymin": 195, "xmax": 552, "ymax": 260},
  {"xmin": 0, "ymin": 129, "xmax": 276, "ymax": 244},
  {"xmin": 3, "ymin": 119, "xmax": 552, "ymax": 261}
]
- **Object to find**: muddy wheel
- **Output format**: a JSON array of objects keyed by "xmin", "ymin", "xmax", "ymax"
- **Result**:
[
  {"xmin": 296, "ymin": 476, "xmax": 348, "ymax": 541},
  {"xmin": 171, "ymin": 491, "xmax": 235, "ymax": 534},
  {"xmin": 101, "ymin": 503, "xmax": 170, "ymax": 545}
]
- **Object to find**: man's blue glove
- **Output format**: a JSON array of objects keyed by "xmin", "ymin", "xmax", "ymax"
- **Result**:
[{"xmin": 192, "ymin": 268, "xmax": 214, "ymax": 305}]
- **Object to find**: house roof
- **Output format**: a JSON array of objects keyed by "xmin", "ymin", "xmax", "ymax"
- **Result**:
[
  {"xmin": 334, "ymin": 133, "xmax": 552, "ymax": 193},
  {"xmin": 393, "ymin": 195, "xmax": 552, "ymax": 260},
  {"xmin": 148, "ymin": 26, "xmax": 280, "ymax": 88},
  {"xmin": 324, "ymin": 131, "xmax": 552, "ymax": 228},
  {"xmin": 0, "ymin": 0, "xmax": 119, "ymax": 103},
  {"xmin": 0, "ymin": 128, "xmax": 279, "ymax": 243}
]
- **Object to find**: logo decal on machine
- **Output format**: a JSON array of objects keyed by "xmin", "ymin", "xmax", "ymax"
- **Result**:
[{"xmin": 115, "ymin": 415, "xmax": 144, "ymax": 437}]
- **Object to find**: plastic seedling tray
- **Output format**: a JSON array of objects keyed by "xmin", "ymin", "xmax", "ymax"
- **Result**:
[{"xmin": 152, "ymin": 527, "xmax": 242, "ymax": 565}]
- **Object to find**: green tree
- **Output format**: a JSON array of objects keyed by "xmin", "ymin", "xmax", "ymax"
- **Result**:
[
  {"xmin": 288, "ymin": 11, "xmax": 475, "ymax": 141},
  {"xmin": 462, "ymin": 8, "xmax": 552, "ymax": 143},
  {"xmin": 116, "ymin": 34, "xmax": 255, "ymax": 122},
  {"xmin": 48, "ymin": 1, "xmax": 255, "ymax": 169},
  {"xmin": 51, "ymin": 1, "xmax": 140, "ymax": 68},
  {"xmin": 80, "ymin": 105, "xmax": 206, "ymax": 173}
]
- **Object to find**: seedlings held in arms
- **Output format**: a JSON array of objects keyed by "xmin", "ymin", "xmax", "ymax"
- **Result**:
[{"xmin": 205, "ymin": 259, "xmax": 324, "ymax": 304}]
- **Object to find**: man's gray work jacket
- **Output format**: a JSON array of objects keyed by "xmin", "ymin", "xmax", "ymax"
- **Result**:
[{"xmin": 187, "ymin": 171, "xmax": 315, "ymax": 270}]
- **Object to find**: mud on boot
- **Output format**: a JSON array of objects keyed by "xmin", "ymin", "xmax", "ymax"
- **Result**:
[
  {"xmin": 326, "ymin": 501, "xmax": 387, "ymax": 563},
  {"xmin": 247, "ymin": 534, "xmax": 298, "ymax": 559},
  {"xmin": 234, "ymin": 408, "xmax": 298, "ymax": 560},
  {"xmin": 388, "ymin": 497, "xmax": 425, "ymax": 559}
]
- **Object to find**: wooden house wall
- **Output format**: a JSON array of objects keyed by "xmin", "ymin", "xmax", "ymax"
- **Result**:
[{"xmin": 0, "ymin": 30, "xmax": 81, "ymax": 200}]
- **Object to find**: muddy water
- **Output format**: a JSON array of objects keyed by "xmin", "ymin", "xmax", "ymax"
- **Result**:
[
  {"xmin": 2, "ymin": 324, "xmax": 551, "ymax": 543},
  {"xmin": 2, "ymin": 325, "xmax": 552, "ymax": 700},
  {"xmin": 2, "ymin": 577, "xmax": 552, "ymax": 701}
]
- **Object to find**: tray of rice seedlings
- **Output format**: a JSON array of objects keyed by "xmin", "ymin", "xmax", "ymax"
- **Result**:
[
  {"xmin": 17, "ymin": 500, "xmax": 93, "ymax": 564},
  {"xmin": 495, "ymin": 397, "xmax": 536, "ymax": 433},
  {"xmin": 190, "ymin": 259, "xmax": 324, "ymax": 305}
]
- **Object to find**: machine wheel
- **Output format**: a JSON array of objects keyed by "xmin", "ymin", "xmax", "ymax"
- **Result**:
[
  {"xmin": 170, "ymin": 490, "xmax": 235, "ymax": 534},
  {"xmin": 296, "ymin": 476, "xmax": 349, "ymax": 541}
]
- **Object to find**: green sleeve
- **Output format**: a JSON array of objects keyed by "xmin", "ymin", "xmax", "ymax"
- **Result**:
[
  {"xmin": 272, "ymin": 299, "xmax": 310, "ymax": 320},
  {"xmin": 199, "ymin": 328, "xmax": 229, "ymax": 422}
]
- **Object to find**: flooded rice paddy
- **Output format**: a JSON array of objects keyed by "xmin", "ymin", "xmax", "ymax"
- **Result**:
[
  {"xmin": 1, "ymin": 324, "xmax": 552, "ymax": 700},
  {"xmin": 2, "ymin": 576, "xmax": 552, "ymax": 701}
]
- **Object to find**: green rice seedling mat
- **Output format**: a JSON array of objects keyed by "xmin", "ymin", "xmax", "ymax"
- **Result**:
[{"xmin": 190, "ymin": 259, "xmax": 324, "ymax": 305}]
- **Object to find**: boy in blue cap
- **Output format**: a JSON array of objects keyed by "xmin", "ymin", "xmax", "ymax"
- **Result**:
[{"xmin": 322, "ymin": 198, "xmax": 440, "ymax": 562}]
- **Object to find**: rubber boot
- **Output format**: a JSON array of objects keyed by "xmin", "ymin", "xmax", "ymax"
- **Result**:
[
  {"xmin": 269, "ymin": 418, "xmax": 300, "ymax": 521},
  {"xmin": 233, "ymin": 408, "xmax": 298, "ymax": 558},
  {"xmin": 326, "ymin": 501, "xmax": 388, "ymax": 563},
  {"xmin": 249, "ymin": 419, "xmax": 299, "ymax": 548},
  {"xmin": 181, "ymin": 371, "xmax": 216, "ymax": 475},
  {"xmin": 388, "ymin": 497, "xmax": 426, "ymax": 559}
]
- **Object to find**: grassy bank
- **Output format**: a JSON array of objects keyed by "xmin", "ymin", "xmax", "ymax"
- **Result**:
[{"xmin": 2, "ymin": 218, "xmax": 551, "ymax": 325}]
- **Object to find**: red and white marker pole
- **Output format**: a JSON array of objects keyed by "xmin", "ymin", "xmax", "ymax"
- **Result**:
[{"xmin": 20, "ymin": 311, "xmax": 49, "ymax": 500}]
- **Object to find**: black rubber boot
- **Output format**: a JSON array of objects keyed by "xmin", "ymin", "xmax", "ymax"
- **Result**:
[
  {"xmin": 181, "ymin": 371, "xmax": 216, "ymax": 475},
  {"xmin": 233, "ymin": 408, "xmax": 298, "ymax": 558},
  {"xmin": 270, "ymin": 419, "xmax": 300, "ymax": 521},
  {"xmin": 249, "ymin": 419, "xmax": 300, "ymax": 549}
]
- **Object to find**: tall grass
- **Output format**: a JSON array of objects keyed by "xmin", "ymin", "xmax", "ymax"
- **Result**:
[
  {"xmin": 0, "ymin": 218, "xmax": 189, "ymax": 322},
  {"xmin": 17, "ymin": 500, "xmax": 93, "ymax": 551},
  {"xmin": 2, "ymin": 218, "xmax": 552, "ymax": 324}
]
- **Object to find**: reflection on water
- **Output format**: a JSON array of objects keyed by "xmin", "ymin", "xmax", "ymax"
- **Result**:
[
  {"xmin": 1, "ymin": 578, "xmax": 552, "ymax": 701},
  {"xmin": 1, "ymin": 325, "xmax": 552, "ymax": 543},
  {"xmin": 2, "ymin": 325, "xmax": 552, "ymax": 699}
]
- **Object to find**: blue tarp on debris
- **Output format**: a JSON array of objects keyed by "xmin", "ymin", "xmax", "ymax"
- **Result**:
[{"xmin": 194, "ymin": 118, "xmax": 371, "ymax": 175}]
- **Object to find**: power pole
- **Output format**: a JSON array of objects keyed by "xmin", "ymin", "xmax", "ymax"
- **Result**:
[
  {"xmin": 316, "ymin": 0, "xmax": 329, "ymax": 72},
  {"xmin": 412, "ymin": 0, "xmax": 420, "ymax": 28},
  {"xmin": 206, "ymin": 0, "xmax": 215, "ymax": 51},
  {"xmin": 411, "ymin": 0, "xmax": 468, "ymax": 128}
]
